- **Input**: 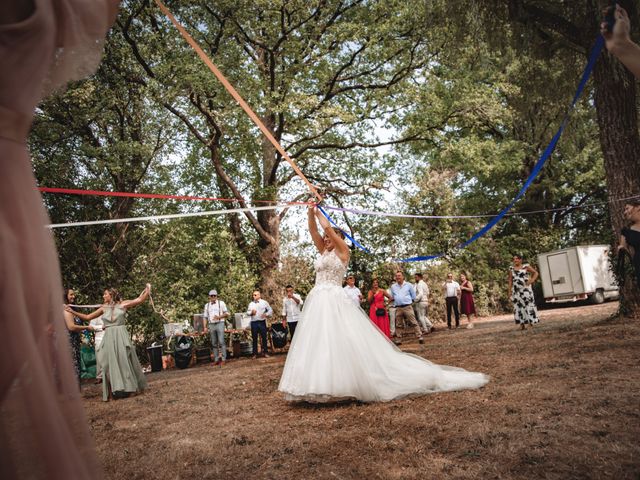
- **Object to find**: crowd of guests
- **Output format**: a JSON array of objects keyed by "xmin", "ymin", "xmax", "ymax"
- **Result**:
[
  {"xmin": 60, "ymin": 245, "xmax": 556, "ymax": 401},
  {"xmin": 62, "ymin": 256, "xmax": 547, "ymax": 398},
  {"xmin": 57, "ymin": 3, "xmax": 640, "ymax": 396},
  {"xmin": 351, "ymin": 261, "xmax": 544, "ymax": 337},
  {"xmin": 358, "ymin": 270, "xmax": 481, "ymax": 344},
  {"xmin": 4, "ymin": 2, "xmax": 636, "ymax": 477}
]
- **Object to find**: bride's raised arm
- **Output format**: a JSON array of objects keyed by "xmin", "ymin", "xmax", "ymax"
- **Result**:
[
  {"xmin": 314, "ymin": 208, "xmax": 350, "ymax": 263},
  {"xmin": 308, "ymin": 205, "xmax": 326, "ymax": 253}
]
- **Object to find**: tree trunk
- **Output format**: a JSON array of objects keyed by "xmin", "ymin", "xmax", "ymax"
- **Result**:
[
  {"xmin": 257, "ymin": 224, "xmax": 280, "ymax": 302},
  {"xmin": 592, "ymin": 51, "xmax": 640, "ymax": 317},
  {"xmin": 256, "ymin": 113, "xmax": 281, "ymax": 301},
  {"xmin": 505, "ymin": 0, "xmax": 640, "ymax": 317}
]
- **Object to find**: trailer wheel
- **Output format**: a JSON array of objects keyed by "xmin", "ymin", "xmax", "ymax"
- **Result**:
[{"xmin": 591, "ymin": 289, "xmax": 605, "ymax": 305}]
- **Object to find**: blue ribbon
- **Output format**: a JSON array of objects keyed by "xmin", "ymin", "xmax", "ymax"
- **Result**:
[
  {"xmin": 317, "ymin": 35, "xmax": 604, "ymax": 263},
  {"xmin": 398, "ymin": 35, "xmax": 605, "ymax": 262},
  {"xmin": 316, "ymin": 205, "xmax": 371, "ymax": 253}
]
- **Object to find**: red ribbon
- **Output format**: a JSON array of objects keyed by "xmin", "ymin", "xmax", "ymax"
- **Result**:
[{"xmin": 38, "ymin": 187, "xmax": 309, "ymax": 205}]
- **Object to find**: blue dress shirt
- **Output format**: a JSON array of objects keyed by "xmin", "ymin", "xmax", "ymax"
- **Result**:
[{"xmin": 390, "ymin": 282, "xmax": 416, "ymax": 307}]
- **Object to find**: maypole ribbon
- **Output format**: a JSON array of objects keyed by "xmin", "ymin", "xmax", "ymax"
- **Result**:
[
  {"xmin": 42, "ymin": 187, "xmax": 640, "ymax": 221},
  {"xmin": 316, "ymin": 204, "xmax": 371, "ymax": 253},
  {"xmin": 149, "ymin": 293, "xmax": 174, "ymax": 325},
  {"xmin": 397, "ymin": 35, "xmax": 605, "ymax": 262},
  {"xmin": 47, "ymin": 204, "xmax": 287, "ymax": 229},
  {"xmin": 154, "ymin": 0, "xmax": 322, "ymax": 203},
  {"xmin": 38, "ymin": 186, "xmax": 309, "ymax": 205}
]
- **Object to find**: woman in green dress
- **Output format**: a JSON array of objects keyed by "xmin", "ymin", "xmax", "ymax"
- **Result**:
[{"xmin": 67, "ymin": 284, "xmax": 150, "ymax": 401}]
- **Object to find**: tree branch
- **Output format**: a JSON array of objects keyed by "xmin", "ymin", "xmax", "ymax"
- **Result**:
[
  {"xmin": 208, "ymin": 145, "xmax": 275, "ymax": 242},
  {"xmin": 506, "ymin": 0, "xmax": 585, "ymax": 47},
  {"xmin": 162, "ymin": 101, "xmax": 208, "ymax": 146}
]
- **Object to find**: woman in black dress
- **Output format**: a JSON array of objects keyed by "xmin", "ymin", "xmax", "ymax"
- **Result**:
[
  {"xmin": 618, "ymin": 199, "xmax": 640, "ymax": 286},
  {"xmin": 63, "ymin": 289, "xmax": 92, "ymax": 384}
]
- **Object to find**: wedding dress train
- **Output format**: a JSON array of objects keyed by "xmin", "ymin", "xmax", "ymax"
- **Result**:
[{"xmin": 278, "ymin": 250, "xmax": 489, "ymax": 402}]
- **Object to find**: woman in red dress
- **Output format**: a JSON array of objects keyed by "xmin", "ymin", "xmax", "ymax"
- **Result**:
[
  {"xmin": 459, "ymin": 273, "xmax": 478, "ymax": 329},
  {"xmin": 367, "ymin": 278, "xmax": 393, "ymax": 338}
]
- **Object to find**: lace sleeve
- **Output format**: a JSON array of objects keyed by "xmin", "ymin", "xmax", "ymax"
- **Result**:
[{"xmin": 45, "ymin": 0, "xmax": 120, "ymax": 94}]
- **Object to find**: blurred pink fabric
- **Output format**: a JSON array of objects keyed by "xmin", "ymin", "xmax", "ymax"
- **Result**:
[{"xmin": 0, "ymin": 0, "xmax": 119, "ymax": 478}]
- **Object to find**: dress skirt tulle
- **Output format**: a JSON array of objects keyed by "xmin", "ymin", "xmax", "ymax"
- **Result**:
[{"xmin": 278, "ymin": 284, "xmax": 489, "ymax": 403}]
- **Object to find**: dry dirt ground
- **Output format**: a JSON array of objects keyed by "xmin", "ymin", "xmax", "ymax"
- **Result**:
[{"xmin": 82, "ymin": 302, "xmax": 640, "ymax": 480}]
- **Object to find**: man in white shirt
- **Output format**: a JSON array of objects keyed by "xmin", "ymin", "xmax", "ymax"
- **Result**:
[
  {"xmin": 246, "ymin": 290, "xmax": 273, "ymax": 358},
  {"xmin": 442, "ymin": 273, "xmax": 461, "ymax": 329},
  {"xmin": 343, "ymin": 275, "xmax": 363, "ymax": 307},
  {"xmin": 387, "ymin": 282, "xmax": 397, "ymax": 337},
  {"xmin": 281, "ymin": 284, "xmax": 303, "ymax": 340},
  {"xmin": 414, "ymin": 273, "xmax": 434, "ymax": 334},
  {"xmin": 203, "ymin": 289, "xmax": 230, "ymax": 366}
]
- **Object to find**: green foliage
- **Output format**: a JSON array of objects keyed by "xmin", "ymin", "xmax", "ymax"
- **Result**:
[
  {"xmin": 125, "ymin": 216, "xmax": 258, "ymax": 343},
  {"xmin": 30, "ymin": 0, "xmax": 622, "ymax": 344}
]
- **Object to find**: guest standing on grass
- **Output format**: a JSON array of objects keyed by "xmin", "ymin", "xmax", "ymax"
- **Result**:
[
  {"xmin": 0, "ymin": 1, "xmax": 121, "ymax": 476},
  {"xmin": 387, "ymin": 280, "xmax": 397, "ymax": 338},
  {"xmin": 390, "ymin": 272, "xmax": 424, "ymax": 345},
  {"xmin": 443, "ymin": 273, "xmax": 461, "ymax": 329},
  {"xmin": 247, "ymin": 290, "xmax": 273, "ymax": 358},
  {"xmin": 508, "ymin": 255, "xmax": 540, "ymax": 330},
  {"xmin": 89, "ymin": 315, "xmax": 105, "ymax": 382},
  {"xmin": 414, "ymin": 273, "xmax": 434, "ymax": 334},
  {"xmin": 203, "ymin": 289, "xmax": 230, "ymax": 366},
  {"xmin": 66, "ymin": 285, "xmax": 150, "ymax": 401},
  {"xmin": 459, "ymin": 273, "xmax": 478, "ymax": 329},
  {"xmin": 367, "ymin": 278, "xmax": 392, "ymax": 338}
]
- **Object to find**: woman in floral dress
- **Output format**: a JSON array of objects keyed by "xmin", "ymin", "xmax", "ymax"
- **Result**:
[{"xmin": 508, "ymin": 255, "xmax": 540, "ymax": 330}]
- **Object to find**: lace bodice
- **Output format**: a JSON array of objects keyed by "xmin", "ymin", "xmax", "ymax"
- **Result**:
[{"xmin": 314, "ymin": 249, "xmax": 347, "ymax": 287}]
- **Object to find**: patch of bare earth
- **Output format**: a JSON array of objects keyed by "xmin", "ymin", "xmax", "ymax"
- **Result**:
[{"xmin": 83, "ymin": 302, "xmax": 640, "ymax": 479}]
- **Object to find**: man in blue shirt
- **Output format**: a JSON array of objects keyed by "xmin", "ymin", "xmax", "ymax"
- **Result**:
[{"xmin": 390, "ymin": 271, "xmax": 424, "ymax": 345}]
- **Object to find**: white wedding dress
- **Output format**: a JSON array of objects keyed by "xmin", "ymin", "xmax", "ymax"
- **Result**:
[{"xmin": 278, "ymin": 249, "xmax": 489, "ymax": 402}]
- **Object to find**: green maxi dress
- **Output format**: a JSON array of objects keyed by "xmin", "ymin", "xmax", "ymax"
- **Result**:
[{"xmin": 97, "ymin": 305, "xmax": 147, "ymax": 401}]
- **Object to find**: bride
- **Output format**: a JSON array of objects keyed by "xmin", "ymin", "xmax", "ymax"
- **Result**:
[{"xmin": 278, "ymin": 206, "xmax": 489, "ymax": 402}]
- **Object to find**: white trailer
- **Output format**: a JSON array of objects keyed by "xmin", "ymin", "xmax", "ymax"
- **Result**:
[{"xmin": 537, "ymin": 245, "xmax": 619, "ymax": 304}]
